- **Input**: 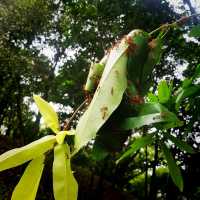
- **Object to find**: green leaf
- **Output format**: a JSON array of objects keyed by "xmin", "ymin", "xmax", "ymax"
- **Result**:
[
  {"xmin": 165, "ymin": 133, "xmax": 194, "ymax": 154},
  {"xmin": 119, "ymin": 113, "xmax": 170, "ymax": 130},
  {"xmin": 158, "ymin": 80, "xmax": 171, "ymax": 103},
  {"xmin": 74, "ymin": 30, "xmax": 153, "ymax": 153},
  {"xmin": 33, "ymin": 95, "xmax": 60, "ymax": 133},
  {"xmin": 147, "ymin": 92, "xmax": 158, "ymax": 102},
  {"xmin": 0, "ymin": 135, "xmax": 56, "ymax": 172},
  {"xmin": 194, "ymin": 64, "xmax": 200, "ymax": 79},
  {"xmin": 127, "ymin": 31, "xmax": 149, "ymax": 93},
  {"xmin": 182, "ymin": 78, "xmax": 192, "ymax": 88},
  {"xmin": 53, "ymin": 144, "xmax": 78, "ymax": 200},
  {"xmin": 175, "ymin": 85, "xmax": 200, "ymax": 110},
  {"xmin": 162, "ymin": 144, "xmax": 183, "ymax": 192},
  {"xmin": 91, "ymin": 143, "xmax": 109, "ymax": 161},
  {"xmin": 116, "ymin": 134, "xmax": 154, "ymax": 164},
  {"xmin": 92, "ymin": 128, "xmax": 129, "ymax": 161},
  {"xmin": 189, "ymin": 25, "xmax": 200, "ymax": 37},
  {"xmin": 139, "ymin": 102, "xmax": 163, "ymax": 114},
  {"xmin": 85, "ymin": 56, "xmax": 107, "ymax": 93},
  {"xmin": 74, "ymin": 32, "xmax": 130, "ymax": 153},
  {"xmin": 140, "ymin": 37, "xmax": 163, "ymax": 95},
  {"xmin": 125, "ymin": 103, "xmax": 183, "ymax": 130},
  {"xmin": 11, "ymin": 155, "xmax": 45, "ymax": 200},
  {"xmin": 56, "ymin": 130, "xmax": 75, "ymax": 145}
]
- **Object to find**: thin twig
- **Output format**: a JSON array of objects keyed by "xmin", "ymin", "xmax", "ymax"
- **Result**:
[
  {"xmin": 145, "ymin": 146, "xmax": 148, "ymax": 199},
  {"xmin": 64, "ymin": 99, "xmax": 88, "ymax": 130},
  {"xmin": 149, "ymin": 13, "xmax": 200, "ymax": 36}
]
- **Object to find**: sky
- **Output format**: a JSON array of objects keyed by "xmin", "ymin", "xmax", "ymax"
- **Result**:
[{"xmin": 167, "ymin": 0, "xmax": 200, "ymax": 13}]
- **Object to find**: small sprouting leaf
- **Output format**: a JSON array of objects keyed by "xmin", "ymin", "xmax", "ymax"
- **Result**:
[
  {"xmin": 162, "ymin": 144, "xmax": 183, "ymax": 192},
  {"xmin": 189, "ymin": 25, "xmax": 200, "ymax": 37},
  {"xmin": 85, "ymin": 61, "xmax": 106, "ymax": 93},
  {"xmin": 11, "ymin": 155, "xmax": 45, "ymax": 200},
  {"xmin": 158, "ymin": 80, "xmax": 171, "ymax": 103},
  {"xmin": 116, "ymin": 134, "xmax": 154, "ymax": 164},
  {"xmin": 53, "ymin": 144, "xmax": 78, "ymax": 200},
  {"xmin": 147, "ymin": 92, "xmax": 158, "ymax": 102},
  {"xmin": 33, "ymin": 95, "xmax": 60, "ymax": 134},
  {"xmin": 0, "ymin": 135, "xmax": 56, "ymax": 172},
  {"xmin": 165, "ymin": 133, "xmax": 194, "ymax": 154}
]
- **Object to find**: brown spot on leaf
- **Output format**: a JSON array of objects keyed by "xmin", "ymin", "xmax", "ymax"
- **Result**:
[
  {"xmin": 129, "ymin": 95, "xmax": 144, "ymax": 105},
  {"xmin": 148, "ymin": 39, "xmax": 157, "ymax": 49},
  {"xmin": 161, "ymin": 112, "xmax": 168, "ymax": 118},
  {"xmin": 115, "ymin": 70, "xmax": 119, "ymax": 76},
  {"xmin": 125, "ymin": 36, "xmax": 137, "ymax": 55},
  {"xmin": 111, "ymin": 87, "xmax": 114, "ymax": 96},
  {"xmin": 100, "ymin": 106, "xmax": 108, "ymax": 120},
  {"xmin": 84, "ymin": 91, "xmax": 92, "ymax": 105},
  {"xmin": 127, "ymin": 80, "xmax": 132, "ymax": 85}
]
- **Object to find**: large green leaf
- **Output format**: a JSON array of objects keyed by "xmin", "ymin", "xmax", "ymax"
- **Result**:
[
  {"xmin": 175, "ymin": 85, "xmax": 200, "ymax": 110},
  {"xmin": 194, "ymin": 64, "xmax": 200, "ymax": 79},
  {"xmin": 0, "ymin": 135, "xmax": 56, "ymax": 172},
  {"xmin": 189, "ymin": 25, "xmax": 200, "ymax": 37},
  {"xmin": 74, "ymin": 30, "xmax": 154, "ymax": 153},
  {"xmin": 53, "ymin": 144, "xmax": 78, "ymax": 200},
  {"xmin": 176, "ymin": 85, "xmax": 200, "ymax": 103},
  {"xmin": 33, "ymin": 95, "xmax": 60, "ymax": 133},
  {"xmin": 182, "ymin": 78, "xmax": 192, "ymax": 88},
  {"xmin": 11, "ymin": 155, "xmax": 45, "ymax": 200},
  {"xmin": 165, "ymin": 133, "xmax": 194, "ymax": 154},
  {"xmin": 120, "ymin": 103, "xmax": 182, "ymax": 130},
  {"xmin": 127, "ymin": 31, "xmax": 149, "ymax": 90},
  {"xmin": 120, "ymin": 113, "xmax": 170, "ymax": 130},
  {"xmin": 116, "ymin": 134, "xmax": 154, "ymax": 163},
  {"xmin": 74, "ymin": 32, "xmax": 130, "ymax": 152},
  {"xmin": 162, "ymin": 144, "xmax": 183, "ymax": 192},
  {"xmin": 139, "ymin": 102, "xmax": 164, "ymax": 115},
  {"xmin": 101, "ymin": 30, "xmax": 143, "ymax": 81},
  {"xmin": 158, "ymin": 80, "xmax": 171, "ymax": 103},
  {"xmin": 140, "ymin": 37, "xmax": 163, "ymax": 95},
  {"xmin": 141, "ymin": 103, "xmax": 182, "ymax": 124}
]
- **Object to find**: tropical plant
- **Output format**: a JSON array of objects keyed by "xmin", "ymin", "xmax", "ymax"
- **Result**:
[{"xmin": 0, "ymin": 16, "xmax": 200, "ymax": 200}]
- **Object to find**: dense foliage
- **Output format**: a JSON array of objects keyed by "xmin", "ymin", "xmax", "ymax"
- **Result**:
[{"xmin": 0, "ymin": 0, "xmax": 200, "ymax": 199}]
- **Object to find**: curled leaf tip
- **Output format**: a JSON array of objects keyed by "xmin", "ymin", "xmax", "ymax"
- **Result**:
[{"xmin": 33, "ymin": 95, "xmax": 60, "ymax": 134}]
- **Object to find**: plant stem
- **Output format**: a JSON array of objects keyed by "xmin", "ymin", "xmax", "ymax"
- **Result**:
[
  {"xmin": 145, "ymin": 146, "xmax": 148, "ymax": 199},
  {"xmin": 149, "ymin": 13, "xmax": 200, "ymax": 36},
  {"xmin": 64, "ymin": 99, "xmax": 88, "ymax": 130},
  {"xmin": 149, "ymin": 141, "xmax": 159, "ymax": 200}
]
